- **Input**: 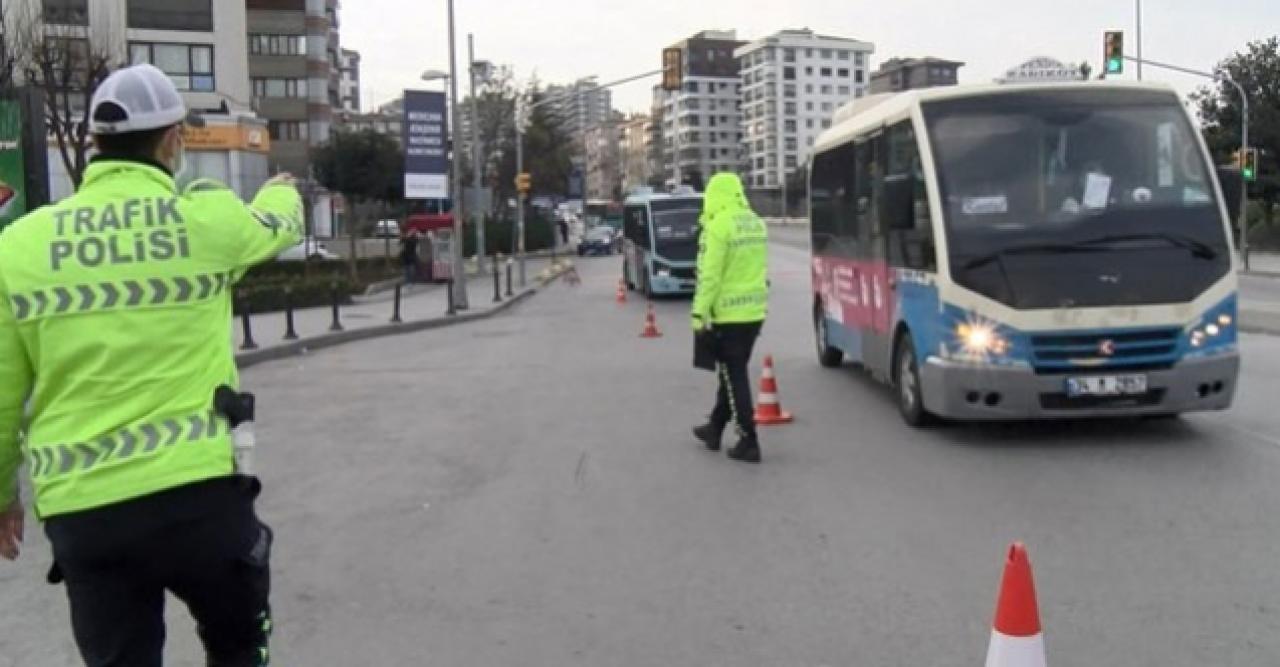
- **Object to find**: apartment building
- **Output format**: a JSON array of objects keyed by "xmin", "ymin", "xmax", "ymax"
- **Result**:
[
  {"xmin": 736, "ymin": 29, "xmax": 874, "ymax": 189},
  {"xmin": 246, "ymin": 0, "xmax": 341, "ymax": 235},
  {"xmin": 544, "ymin": 78, "xmax": 613, "ymax": 144},
  {"xmin": 618, "ymin": 114, "xmax": 650, "ymax": 194},
  {"xmin": 655, "ymin": 30, "xmax": 745, "ymax": 188},
  {"xmin": 18, "ymin": 0, "xmax": 265, "ymax": 200},
  {"xmin": 869, "ymin": 57, "xmax": 964, "ymax": 94},
  {"xmin": 584, "ymin": 121, "xmax": 621, "ymax": 200},
  {"xmin": 338, "ymin": 47, "xmax": 360, "ymax": 112}
]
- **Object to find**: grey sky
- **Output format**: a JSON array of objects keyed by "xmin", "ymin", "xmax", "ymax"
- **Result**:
[{"xmin": 343, "ymin": 0, "xmax": 1279, "ymax": 114}]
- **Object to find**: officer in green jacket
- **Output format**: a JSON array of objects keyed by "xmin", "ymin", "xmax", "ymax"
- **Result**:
[
  {"xmin": 0, "ymin": 64, "xmax": 301, "ymax": 666},
  {"xmin": 691, "ymin": 173, "xmax": 769, "ymax": 463}
]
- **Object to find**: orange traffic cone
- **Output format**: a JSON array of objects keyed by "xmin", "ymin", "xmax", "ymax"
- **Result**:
[
  {"xmin": 639, "ymin": 304, "xmax": 663, "ymax": 338},
  {"xmin": 753, "ymin": 355, "xmax": 794, "ymax": 425},
  {"xmin": 616, "ymin": 279, "xmax": 627, "ymax": 304},
  {"xmin": 985, "ymin": 542, "xmax": 1047, "ymax": 667}
]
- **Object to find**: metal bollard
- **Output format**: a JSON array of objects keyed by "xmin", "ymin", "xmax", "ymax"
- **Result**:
[
  {"xmin": 283, "ymin": 285, "xmax": 299, "ymax": 340},
  {"xmin": 505, "ymin": 259, "xmax": 514, "ymax": 297},
  {"xmin": 329, "ymin": 282, "xmax": 344, "ymax": 332},
  {"xmin": 239, "ymin": 294, "xmax": 258, "ymax": 351},
  {"xmin": 391, "ymin": 282, "xmax": 404, "ymax": 323},
  {"xmin": 492, "ymin": 257, "xmax": 502, "ymax": 303},
  {"xmin": 446, "ymin": 277, "xmax": 456, "ymax": 316}
]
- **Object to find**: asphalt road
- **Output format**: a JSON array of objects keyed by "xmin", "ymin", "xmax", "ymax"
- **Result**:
[{"xmin": 4, "ymin": 239, "xmax": 1280, "ymax": 665}]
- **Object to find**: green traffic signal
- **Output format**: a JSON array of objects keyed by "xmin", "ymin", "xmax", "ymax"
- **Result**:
[{"xmin": 1243, "ymin": 148, "xmax": 1259, "ymax": 182}]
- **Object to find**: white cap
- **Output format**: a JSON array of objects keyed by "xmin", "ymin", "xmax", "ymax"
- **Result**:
[{"xmin": 89, "ymin": 64, "xmax": 203, "ymax": 135}]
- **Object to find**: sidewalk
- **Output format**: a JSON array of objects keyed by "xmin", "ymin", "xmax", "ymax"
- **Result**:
[
  {"xmin": 1242, "ymin": 251, "xmax": 1280, "ymax": 277},
  {"xmin": 233, "ymin": 256, "xmax": 563, "ymax": 368}
]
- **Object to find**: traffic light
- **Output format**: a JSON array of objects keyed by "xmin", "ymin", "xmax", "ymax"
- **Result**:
[
  {"xmin": 515, "ymin": 172, "xmax": 532, "ymax": 193},
  {"xmin": 662, "ymin": 48, "xmax": 683, "ymax": 91},
  {"xmin": 1243, "ymin": 147, "xmax": 1259, "ymax": 182},
  {"xmin": 1104, "ymin": 31, "xmax": 1124, "ymax": 75}
]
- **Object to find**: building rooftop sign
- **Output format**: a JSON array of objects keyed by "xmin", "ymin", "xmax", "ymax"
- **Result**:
[{"xmin": 997, "ymin": 57, "xmax": 1082, "ymax": 84}]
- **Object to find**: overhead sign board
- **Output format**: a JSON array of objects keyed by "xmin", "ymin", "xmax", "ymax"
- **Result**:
[{"xmin": 997, "ymin": 57, "xmax": 1082, "ymax": 84}]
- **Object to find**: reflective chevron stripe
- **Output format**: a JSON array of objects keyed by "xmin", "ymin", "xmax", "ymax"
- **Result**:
[
  {"xmin": 9, "ymin": 272, "xmax": 234, "ymax": 322},
  {"xmin": 29, "ymin": 411, "xmax": 228, "ymax": 480}
]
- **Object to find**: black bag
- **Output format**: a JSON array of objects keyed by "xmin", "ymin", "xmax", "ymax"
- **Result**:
[{"xmin": 693, "ymin": 330, "xmax": 718, "ymax": 371}]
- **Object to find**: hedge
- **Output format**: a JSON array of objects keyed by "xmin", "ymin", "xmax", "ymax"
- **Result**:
[
  {"xmin": 461, "ymin": 212, "xmax": 558, "ymax": 258},
  {"xmin": 244, "ymin": 257, "xmax": 396, "ymax": 282},
  {"xmin": 234, "ymin": 260, "xmax": 401, "ymax": 314}
]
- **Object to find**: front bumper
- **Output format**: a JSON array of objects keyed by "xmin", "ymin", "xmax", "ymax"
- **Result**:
[
  {"xmin": 919, "ymin": 351, "xmax": 1240, "ymax": 420},
  {"xmin": 650, "ymin": 273, "xmax": 696, "ymax": 294}
]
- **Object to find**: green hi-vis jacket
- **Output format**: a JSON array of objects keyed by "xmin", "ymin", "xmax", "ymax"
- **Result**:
[
  {"xmin": 0, "ymin": 160, "xmax": 302, "ymax": 517},
  {"xmin": 692, "ymin": 173, "xmax": 769, "ymax": 325}
]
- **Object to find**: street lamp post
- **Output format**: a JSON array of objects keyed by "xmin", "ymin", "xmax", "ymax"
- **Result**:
[
  {"xmin": 1135, "ymin": 0, "xmax": 1143, "ymax": 81},
  {"xmin": 1123, "ymin": 55, "xmax": 1250, "ymax": 269},
  {"xmin": 468, "ymin": 35, "xmax": 489, "ymax": 274},
  {"xmin": 515, "ymin": 102, "xmax": 527, "ymax": 286},
  {"xmin": 443, "ymin": 0, "xmax": 468, "ymax": 309},
  {"xmin": 511, "ymin": 69, "xmax": 665, "ymax": 286}
]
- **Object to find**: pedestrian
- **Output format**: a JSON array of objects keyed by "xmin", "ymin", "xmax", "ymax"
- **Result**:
[
  {"xmin": 558, "ymin": 217, "xmax": 569, "ymax": 246},
  {"xmin": 400, "ymin": 228, "xmax": 421, "ymax": 284},
  {"xmin": 0, "ymin": 64, "xmax": 303, "ymax": 666},
  {"xmin": 691, "ymin": 173, "xmax": 770, "ymax": 463}
]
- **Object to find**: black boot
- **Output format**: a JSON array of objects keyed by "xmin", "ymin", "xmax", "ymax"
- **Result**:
[
  {"xmin": 692, "ymin": 422, "xmax": 725, "ymax": 452},
  {"xmin": 726, "ymin": 436, "xmax": 762, "ymax": 464}
]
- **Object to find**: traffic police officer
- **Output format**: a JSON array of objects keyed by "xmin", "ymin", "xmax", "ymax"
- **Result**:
[
  {"xmin": 691, "ymin": 173, "xmax": 770, "ymax": 463},
  {"xmin": 0, "ymin": 64, "xmax": 302, "ymax": 665}
]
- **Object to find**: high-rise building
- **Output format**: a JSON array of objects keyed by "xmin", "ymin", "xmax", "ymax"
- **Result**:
[
  {"xmin": 246, "ymin": 0, "xmax": 342, "ymax": 235},
  {"xmin": 14, "ymin": 0, "xmax": 266, "ymax": 200},
  {"xmin": 869, "ymin": 57, "xmax": 964, "ymax": 94},
  {"xmin": 338, "ymin": 48, "xmax": 360, "ymax": 112},
  {"xmin": 544, "ymin": 78, "xmax": 613, "ymax": 144},
  {"xmin": 655, "ymin": 30, "xmax": 745, "ymax": 189},
  {"xmin": 736, "ymin": 29, "xmax": 874, "ymax": 190}
]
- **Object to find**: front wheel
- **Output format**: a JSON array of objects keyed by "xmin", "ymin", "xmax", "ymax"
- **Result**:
[
  {"xmin": 814, "ymin": 305, "xmax": 844, "ymax": 368},
  {"xmin": 895, "ymin": 334, "xmax": 935, "ymax": 428}
]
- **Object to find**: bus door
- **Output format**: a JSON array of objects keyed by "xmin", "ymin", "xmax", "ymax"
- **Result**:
[
  {"xmin": 855, "ymin": 131, "xmax": 895, "ymax": 376},
  {"xmin": 623, "ymin": 204, "xmax": 650, "ymax": 286},
  {"xmin": 884, "ymin": 120, "xmax": 940, "ymax": 364}
]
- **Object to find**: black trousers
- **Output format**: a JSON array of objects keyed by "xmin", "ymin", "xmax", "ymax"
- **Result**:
[
  {"xmin": 709, "ymin": 322, "xmax": 763, "ymax": 440},
  {"xmin": 44, "ymin": 477, "xmax": 273, "ymax": 667}
]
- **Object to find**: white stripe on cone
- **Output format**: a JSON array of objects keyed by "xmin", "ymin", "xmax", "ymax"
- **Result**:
[
  {"xmin": 985, "ymin": 631, "xmax": 1046, "ymax": 667},
  {"xmin": 758, "ymin": 392, "xmax": 778, "ymax": 403}
]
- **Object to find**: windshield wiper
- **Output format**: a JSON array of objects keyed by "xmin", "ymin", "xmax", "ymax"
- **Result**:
[
  {"xmin": 959, "ymin": 243, "xmax": 1098, "ymax": 271},
  {"xmin": 960, "ymin": 232, "xmax": 1219, "ymax": 272},
  {"xmin": 1076, "ymin": 233, "xmax": 1219, "ymax": 260}
]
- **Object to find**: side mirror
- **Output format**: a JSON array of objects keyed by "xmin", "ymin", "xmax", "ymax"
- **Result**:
[
  {"xmin": 1216, "ymin": 166, "xmax": 1243, "ymax": 224},
  {"xmin": 883, "ymin": 174, "xmax": 916, "ymax": 231}
]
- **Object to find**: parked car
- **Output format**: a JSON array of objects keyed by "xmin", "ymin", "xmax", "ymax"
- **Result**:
[
  {"xmin": 577, "ymin": 226, "xmax": 617, "ymax": 256},
  {"xmin": 276, "ymin": 238, "xmax": 341, "ymax": 262},
  {"xmin": 373, "ymin": 219, "xmax": 401, "ymax": 238}
]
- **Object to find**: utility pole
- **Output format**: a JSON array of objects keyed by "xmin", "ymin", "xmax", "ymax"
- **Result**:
[
  {"xmin": 468, "ymin": 34, "xmax": 486, "ymax": 274},
  {"xmin": 1125, "ymin": 54, "xmax": 1249, "ymax": 269},
  {"xmin": 446, "ymin": 0, "xmax": 468, "ymax": 309}
]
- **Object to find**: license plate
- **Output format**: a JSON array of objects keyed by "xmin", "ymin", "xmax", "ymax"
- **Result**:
[{"xmin": 1066, "ymin": 375, "xmax": 1148, "ymax": 397}]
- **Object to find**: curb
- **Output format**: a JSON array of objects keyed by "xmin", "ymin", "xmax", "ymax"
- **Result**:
[
  {"xmin": 235, "ymin": 264, "xmax": 570, "ymax": 370},
  {"xmin": 1241, "ymin": 270, "xmax": 1280, "ymax": 280},
  {"xmin": 1240, "ymin": 308, "xmax": 1280, "ymax": 337}
]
